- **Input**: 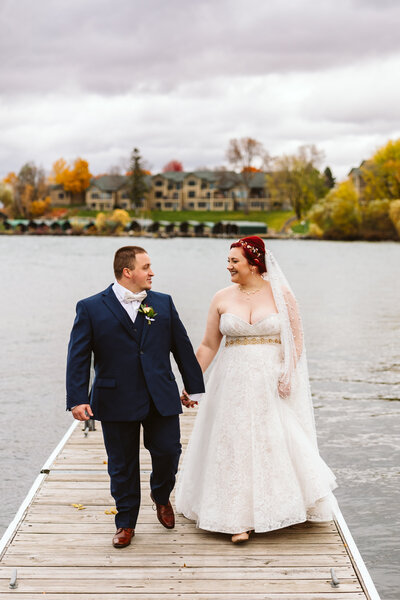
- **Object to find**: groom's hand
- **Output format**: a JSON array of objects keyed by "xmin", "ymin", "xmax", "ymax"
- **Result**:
[
  {"xmin": 181, "ymin": 389, "xmax": 198, "ymax": 408},
  {"xmin": 71, "ymin": 404, "xmax": 94, "ymax": 421}
]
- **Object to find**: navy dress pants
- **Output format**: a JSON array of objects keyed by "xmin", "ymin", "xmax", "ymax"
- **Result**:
[{"xmin": 101, "ymin": 401, "xmax": 181, "ymax": 529}]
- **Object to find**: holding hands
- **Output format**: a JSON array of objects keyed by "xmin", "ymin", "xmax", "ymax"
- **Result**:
[{"xmin": 180, "ymin": 389, "xmax": 198, "ymax": 408}]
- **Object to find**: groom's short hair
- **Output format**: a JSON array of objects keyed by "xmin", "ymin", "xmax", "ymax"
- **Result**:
[{"xmin": 114, "ymin": 246, "xmax": 147, "ymax": 279}]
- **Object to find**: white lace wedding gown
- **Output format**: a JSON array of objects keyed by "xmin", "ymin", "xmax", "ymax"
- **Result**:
[{"xmin": 175, "ymin": 312, "xmax": 337, "ymax": 534}]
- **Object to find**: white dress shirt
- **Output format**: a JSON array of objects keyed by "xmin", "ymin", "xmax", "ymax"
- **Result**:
[{"xmin": 112, "ymin": 280, "xmax": 144, "ymax": 323}]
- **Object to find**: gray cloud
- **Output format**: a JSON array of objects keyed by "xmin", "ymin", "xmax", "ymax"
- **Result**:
[
  {"xmin": 1, "ymin": 0, "xmax": 400, "ymax": 95},
  {"xmin": 1, "ymin": 0, "xmax": 400, "ymax": 181}
]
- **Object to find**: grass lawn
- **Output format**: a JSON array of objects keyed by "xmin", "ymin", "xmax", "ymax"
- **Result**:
[{"xmin": 71, "ymin": 208, "xmax": 295, "ymax": 232}]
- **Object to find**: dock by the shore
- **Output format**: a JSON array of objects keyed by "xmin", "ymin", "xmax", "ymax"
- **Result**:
[{"xmin": 0, "ymin": 411, "xmax": 380, "ymax": 599}]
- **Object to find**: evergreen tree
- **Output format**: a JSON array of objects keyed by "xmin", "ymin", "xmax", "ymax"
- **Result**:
[
  {"xmin": 128, "ymin": 148, "xmax": 148, "ymax": 210},
  {"xmin": 324, "ymin": 166, "xmax": 335, "ymax": 189}
]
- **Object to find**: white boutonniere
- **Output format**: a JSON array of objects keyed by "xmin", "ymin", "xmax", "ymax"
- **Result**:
[{"xmin": 139, "ymin": 303, "xmax": 157, "ymax": 325}]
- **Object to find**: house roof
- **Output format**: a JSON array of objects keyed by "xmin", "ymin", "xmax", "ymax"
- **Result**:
[{"xmin": 90, "ymin": 175, "xmax": 128, "ymax": 192}]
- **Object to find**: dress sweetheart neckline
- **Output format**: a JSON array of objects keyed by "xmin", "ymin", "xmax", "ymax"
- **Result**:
[{"xmin": 221, "ymin": 312, "xmax": 279, "ymax": 326}]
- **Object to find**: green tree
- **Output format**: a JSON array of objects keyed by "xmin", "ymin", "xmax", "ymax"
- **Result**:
[
  {"xmin": 308, "ymin": 180, "xmax": 361, "ymax": 240},
  {"xmin": 267, "ymin": 145, "xmax": 328, "ymax": 219},
  {"xmin": 324, "ymin": 166, "xmax": 335, "ymax": 189},
  {"xmin": 127, "ymin": 148, "xmax": 149, "ymax": 211}
]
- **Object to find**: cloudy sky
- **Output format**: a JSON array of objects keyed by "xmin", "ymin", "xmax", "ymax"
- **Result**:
[{"xmin": 1, "ymin": 0, "xmax": 400, "ymax": 181}]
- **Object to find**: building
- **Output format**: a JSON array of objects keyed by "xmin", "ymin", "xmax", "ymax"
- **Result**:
[
  {"xmin": 49, "ymin": 185, "xmax": 74, "ymax": 206},
  {"xmin": 147, "ymin": 170, "xmax": 274, "ymax": 212},
  {"xmin": 51, "ymin": 170, "xmax": 285, "ymax": 212}
]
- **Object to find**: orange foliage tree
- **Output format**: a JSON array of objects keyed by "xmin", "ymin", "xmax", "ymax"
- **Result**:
[{"xmin": 51, "ymin": 157, "xmax": 92, "ymax": 203}]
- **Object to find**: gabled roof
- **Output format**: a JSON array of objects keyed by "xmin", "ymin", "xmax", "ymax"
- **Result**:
[
  {"xmin": 156, "ymin": 171, "xmax": 186, "ymax": 183},
  {"xmin": 90, "ymin": 175, "xmax": 128, "ymax": 192}
]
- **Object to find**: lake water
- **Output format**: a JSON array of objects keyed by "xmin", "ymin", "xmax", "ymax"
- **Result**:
[{"xmin": 0, "ymin": 236, "xmax": 399, "ymax": 598}]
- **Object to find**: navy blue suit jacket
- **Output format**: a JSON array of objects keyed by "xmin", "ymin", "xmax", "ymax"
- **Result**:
[{"xmin": 66, "ymin": 285, "xmax": 205, "ymax": 421}]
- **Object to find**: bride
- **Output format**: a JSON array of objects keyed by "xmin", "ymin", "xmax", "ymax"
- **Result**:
[{"xmin": 176, "ymin": 236, "xmax": 337, "ymax": 543}]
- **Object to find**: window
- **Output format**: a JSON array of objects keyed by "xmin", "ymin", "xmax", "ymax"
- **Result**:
[
  {"xmin": 173, "ymin": 192, "xmax": 179, "ymax": 199},
  {"xmin": 176, "ymin": 183, "xmax": 181, "ymax": 190},
  {"xmin": 214, "ymin": 201, "xmax": 223, "ymax": 207},
  {"xmin": 91, "ymin": 193, "xmax": 99, "ymax": 199},
  {"xmin": 167, "ymin": 183, "xmax": 173, "ymax": 190},
  {"xmin": 165, "ymin": 202, "xmax": 172, "ymax": 208},
  {"xmin": 188, "ymin": 191, "xmax": 195, "ymax": 198},
  {"xmin": 155, "ymin": 180, "xmax": 163, "ymax": 187},
  {"xmin": 251, "ymin": 201, "xmax": 260, "ymax": 207},
  {"xmin": 58, "ymin": 192, "xmax": 64, "ymax": 199},
  {"xmin": 156, "ymin": 202, "xmax": 161, "ymax": 208},
  {"xmin": 188, "ymin": 180, "xmax": 196, "ymax": 186},
  {"xmin": 198, "ymin": 202, "xmax": 206, "ymax": 208},
  {"xmin": 188, "ymin": 202, "xmax": 194, "ymax": 208},
  {"xmin": 91, "ymin": 203, "xmax": 96, "ymax": 209},
  {"xmin": 206, "ymin": 192, "xmax": 210, "ymax": 199},
  {"xmin": 201, "ymin": 182, "xmax": 207, "ymax": 189},
  {"xmin": 155, "ymin": 191, "xmax": 163, "ymax": 198}
]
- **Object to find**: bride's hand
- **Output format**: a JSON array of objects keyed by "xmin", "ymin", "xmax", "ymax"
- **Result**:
[
  {"xmin": 181, "ymin": 389, "xmax": 198, "ymax": 408},
  {"xmin": 278, "ymin": 378, "xmax": 291, "ymax": 398}
]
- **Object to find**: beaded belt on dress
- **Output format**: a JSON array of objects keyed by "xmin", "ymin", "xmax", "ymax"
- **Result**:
[{"xmin": 225, "ymin": 335, "xmax": 281, "ymax": 347}]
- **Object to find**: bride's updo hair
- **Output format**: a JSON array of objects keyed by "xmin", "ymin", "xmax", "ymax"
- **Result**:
[{"xmin": 230, "ymin": 236, "xmax": 267, "ymax": 274}]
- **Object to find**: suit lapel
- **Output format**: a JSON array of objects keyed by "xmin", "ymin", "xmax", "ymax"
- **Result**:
[
  {"xmin": 140, "ymin": 290, "xmax": 156, "ymax": 345},
  {"xmin": 102, "ymin": 285, "xmax": 140, "ymax": 344}
]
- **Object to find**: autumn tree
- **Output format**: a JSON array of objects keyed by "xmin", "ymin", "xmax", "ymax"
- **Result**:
[
  {"xmin": 389, "ymin": 200, "xmax": 400, "ymax": 237},
  {"xmin": 267, "ymin": 145, "xmax": 328, "ymax": 219},
  {"xmin": 0, "ymin": 182, "xmax": 14, "ymax": 214},
  {"xmin": 163, "ymin": 160, "xmax": 183, "ymax": 172},
  {"xmin": 360, "ymin": 138, "xmax": 400, "ymax": 201},
  {"xmin": 308, "ymin": 180, "xmax": 361, "ymax": 240},
  {"xmin": 226, "ymin": 137, "xmax": 265, "ymax": 211},
  {"xmin": 4, "ymin": 163, "xmax": 49, "ymax": 217},
  {"xmin": 127, "ymin": 148, "xmax": 149, "ymax": 211},
  {"xmin": 360, "ymin": 199, "xmax": 397, "ymax": 240},
  {"xmin": 51, "ymin": 157, "xmax": 92, "ymax": 204}
]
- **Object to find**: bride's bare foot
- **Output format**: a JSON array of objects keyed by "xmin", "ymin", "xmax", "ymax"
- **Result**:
[{"xmin": 231, "ymin": 530, "xmax": 251, "ymax": 544}]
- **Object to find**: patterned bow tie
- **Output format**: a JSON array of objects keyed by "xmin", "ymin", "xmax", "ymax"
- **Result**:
[{"xmin": 123, "ymin": 290, "xmax": 147, "ymax": 304}]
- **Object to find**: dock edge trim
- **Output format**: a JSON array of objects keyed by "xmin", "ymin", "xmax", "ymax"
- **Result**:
[
  {"xmin": 0, "ymin": 420, "xmax": 78, "ymax": 558},
  {"xmin": 334, "ymin": 504, "xmax": 381, "ymax": 600}
]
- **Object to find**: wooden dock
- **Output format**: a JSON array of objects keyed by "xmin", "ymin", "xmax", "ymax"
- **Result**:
[{"xmin": 0, "ymin": 411, "xmax": 380, "ymax": 599}]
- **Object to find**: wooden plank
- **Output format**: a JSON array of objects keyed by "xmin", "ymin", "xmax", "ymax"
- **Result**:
[
  {"xmin": 0, "ymin": 553, "xmax": 352, "ymax": 568},
  {"xmin": 7, "ymin": 541, "xmax": 348, "ymax": 555},
  {"xmin": 0, "ymin": 577, "xmax": 362, "ymax": 593},
  {"xmin": 0, "ymin": 593, "xmax": 367, "ymax": 600},
  {"xmin": 0, "ymin": 565, "xmax": 356, "ymax": 579},
  {"xmin": 18, "ymin": 523, "xmax": 340, "ymax": 538}
]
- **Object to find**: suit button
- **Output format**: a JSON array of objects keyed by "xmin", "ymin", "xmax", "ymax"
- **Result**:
[
  {"xmin": 133, "ymin": 328, "xmax": 137, "ymax": 332},
  {"xmin": 140, "ymin": 350, "xmax": 144, "ymax": 355}
]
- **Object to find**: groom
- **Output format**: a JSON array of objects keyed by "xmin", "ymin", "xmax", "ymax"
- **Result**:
[{"xmin": 66, "ymin": 246, "xmax": 204, "ymax": 548}]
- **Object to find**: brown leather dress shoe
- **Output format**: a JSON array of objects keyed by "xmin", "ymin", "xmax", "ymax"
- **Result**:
[
  {"xmin": 150, "ymin": 492, "xmax": 175, "ymax": 529},
  {"xmin": 112, "ymin": 527, "xmax": 135, "ymax": 548}
]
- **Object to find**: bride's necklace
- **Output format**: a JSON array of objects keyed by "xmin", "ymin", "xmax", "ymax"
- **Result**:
[{"xmin": 238, "ymin": 284, "xmax": 263, "ymax": 295}]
